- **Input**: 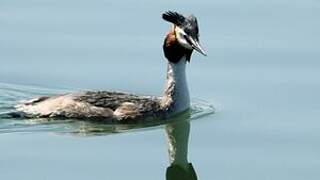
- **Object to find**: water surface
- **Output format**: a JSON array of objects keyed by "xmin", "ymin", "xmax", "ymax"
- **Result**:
[{"xmin": 1, "ymin": 0, "xmax": 320, "ymax": 179}]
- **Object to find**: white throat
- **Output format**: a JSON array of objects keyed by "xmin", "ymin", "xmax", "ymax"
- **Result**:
[{"xmin": 162, "ymin": 56, "xmax": 190, "ymax": 113}]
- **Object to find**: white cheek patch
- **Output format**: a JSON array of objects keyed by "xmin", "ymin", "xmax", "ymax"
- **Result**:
[{"xmin": 175, "ymin": 27, "xmax": 193, "ymax": 50}]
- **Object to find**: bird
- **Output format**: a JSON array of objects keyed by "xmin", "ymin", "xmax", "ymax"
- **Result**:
[{"xmin": 14, "ymin": 11, "xmax": 207, "ymax": 122}]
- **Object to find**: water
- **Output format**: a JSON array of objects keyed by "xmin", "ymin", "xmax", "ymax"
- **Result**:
[{"xmin": 1, "ymin": 0, "xmax": 320, "ymax": 179}]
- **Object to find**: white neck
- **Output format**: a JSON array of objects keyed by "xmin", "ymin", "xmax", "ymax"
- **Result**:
[
  {"xmin": 165, "ymin": 120, "xmax": 190, "ymax": 170},
  {"xmin": 162, "ymin": 57, "xmax": 190, "ymax": 113}
]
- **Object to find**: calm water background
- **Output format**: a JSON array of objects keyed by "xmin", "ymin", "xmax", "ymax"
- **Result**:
[{"xmin": 1, "ymin": 0, "xmax": 320, "ymax": 179}]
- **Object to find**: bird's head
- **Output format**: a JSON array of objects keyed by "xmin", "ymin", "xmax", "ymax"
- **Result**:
[{"xmin": 162, "ymin": 11, "xmax": 207, "ymax": 58}]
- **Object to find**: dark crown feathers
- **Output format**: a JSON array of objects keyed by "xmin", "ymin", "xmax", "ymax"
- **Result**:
[{"xmin": 162, "ymin": 11, "xmax": 199, "ymax": 38}]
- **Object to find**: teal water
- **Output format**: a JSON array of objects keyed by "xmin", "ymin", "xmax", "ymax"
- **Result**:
[{"xmin": 1, "ymin": 0, "xmax": 320, "ymax": 179}]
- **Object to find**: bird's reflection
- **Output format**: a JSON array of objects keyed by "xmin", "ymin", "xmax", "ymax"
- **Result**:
[
  {"xmin": 164, "ymin": 111, "xmax": 197, "ymax": 180},
  {"xmin": 3, "ymin": 110, "xmax": 199, "ymax": 179},
  {"xmin": 57, "ymin": 111, "xmax": 198, "ymax": 179}
]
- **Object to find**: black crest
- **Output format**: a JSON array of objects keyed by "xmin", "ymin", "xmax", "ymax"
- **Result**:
[
  {"xmin": 162, "ymin": 11, "xmax": 186, "ymax": 26},
  {"xmin": 162, "ymin": 11, "xmax": 199, "ymax": 40}
]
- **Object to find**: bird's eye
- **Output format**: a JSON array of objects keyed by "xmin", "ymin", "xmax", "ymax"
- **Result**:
[
  {"xmin": 183, "ymin": 34, "xmax": 193, "ymax": 46},
  {"xmin": 183, "ymin": 34, "xmax": 188, "ymax": 40}
]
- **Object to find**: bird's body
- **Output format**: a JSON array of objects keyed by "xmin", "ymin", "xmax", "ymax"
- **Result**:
[
  {"xmin": 14, "ymin": 11, "xmax": 206, "ymax": 122},
  {"xmin": 16, "ymin": 91, "xmax": 163, "ymax": 121}
]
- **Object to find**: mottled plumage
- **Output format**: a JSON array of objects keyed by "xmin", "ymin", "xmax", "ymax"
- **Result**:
[
  {"xmin": 75, "ymin": 91, "xmax": 165, "ymax": 119},
  {"xmin": 16, "ymin": 91, "xmax": 168, "ymax": 122}
]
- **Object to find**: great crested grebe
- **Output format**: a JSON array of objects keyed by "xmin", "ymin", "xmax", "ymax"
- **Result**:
[{"xmin": 15, "ymin": 11, "xmax": 207, "ymax": 122}]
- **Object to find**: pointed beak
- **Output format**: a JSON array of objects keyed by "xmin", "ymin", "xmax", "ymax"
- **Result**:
[{"xmin": 189, "ymin": 37, "xmax": 207, "ymax": 56}]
